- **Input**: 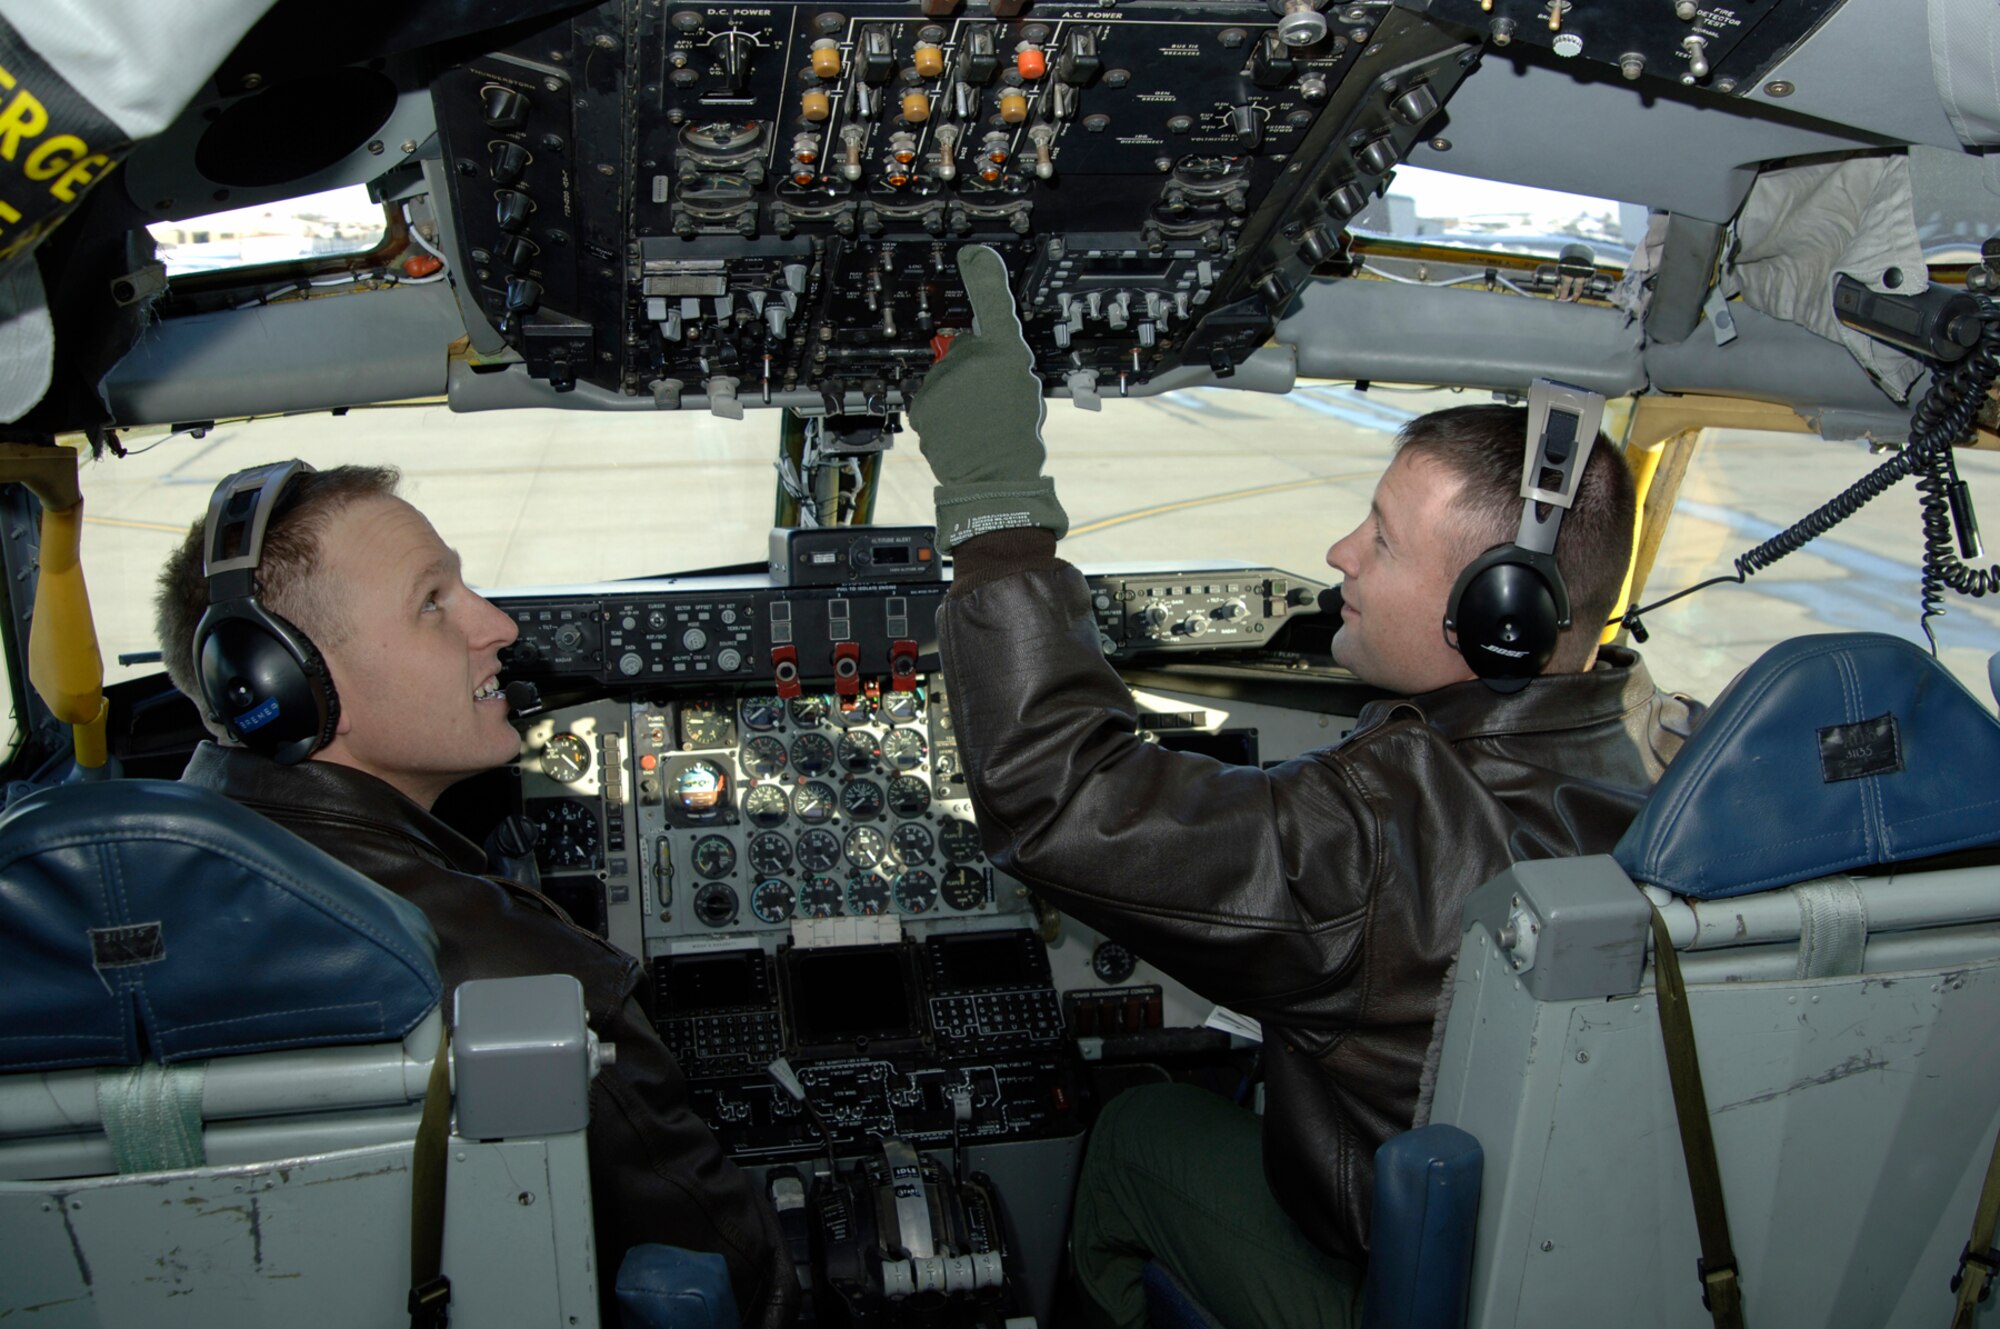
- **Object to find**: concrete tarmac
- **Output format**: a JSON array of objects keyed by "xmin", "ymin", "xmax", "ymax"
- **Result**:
[{"xmin": 68, "ymin": 383, "xmax": 2000, "ymax": 709}]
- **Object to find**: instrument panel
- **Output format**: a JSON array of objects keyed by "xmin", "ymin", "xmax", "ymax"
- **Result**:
[
  {"xmin": 497, "ymin": 561, "xmax": 1328, "ymax": 947},
  {"xmin": 632, "ymin": 678, "xmax": 1013, "ymax": 938}
]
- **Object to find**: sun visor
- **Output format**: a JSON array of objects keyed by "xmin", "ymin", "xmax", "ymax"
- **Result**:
[
  {"xmin": 1727, "ymin": 154, "xmax": 1929, "ymax": 404},
  {"xmin": 0, "ymin": 0, "xmax": 278, "ymax": 421}
]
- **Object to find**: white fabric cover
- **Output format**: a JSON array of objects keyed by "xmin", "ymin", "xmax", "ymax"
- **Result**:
[
  {"xmin": 1729, "ymin": 154, "xmax": 1929, "ymax": 401},
  {"xmin": 2, "ymin": 0, "xmax": 274, "ymax": 139},
  {"xmin": 1930, "ymin": 0, "xmax": 2000, "ymax": 147},
  {"xmin": 0, "ymin": 0, "xmax": 277, "ymax": 422},
  {"xmin": 0, "ymin": 263, "xmax": 52, "ymax": 419}
]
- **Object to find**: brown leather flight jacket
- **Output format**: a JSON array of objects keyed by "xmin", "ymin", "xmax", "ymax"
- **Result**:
[
  {"xmin": 936, "ymin": 564, "xmax": 1698, "ymax": 1265},
  {"xmin": 181, "ymin": 744, "xmax": 794, "ymax": 1329}
]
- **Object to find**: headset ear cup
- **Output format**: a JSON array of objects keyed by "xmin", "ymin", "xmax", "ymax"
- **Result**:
[
  {"xmin": 1446, "ymin": 550, "xmax": 1561, "ymax": 685},
  {"xmin": 193, "ymin": 603, "xmax": 336, "ymax": 764},
  {"xmin": 294, "ymin": 623, "xmax": 341, "ymax": 752}
]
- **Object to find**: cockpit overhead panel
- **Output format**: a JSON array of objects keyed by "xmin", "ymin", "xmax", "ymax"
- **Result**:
[{"xmin": 428, "ymin": 0, "xmax": 1485, "ymax": 405}]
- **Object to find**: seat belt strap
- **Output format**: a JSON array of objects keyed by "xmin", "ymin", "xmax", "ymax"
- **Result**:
[
  {"xmin": 1650, "ymin": 907, "xmax": 1746, "ymax": 1329},
  {"xmin": 1950, "ymin": 1118, "xmax": 2000, "ymax": 1329},
  {"xmin": 409, "ymin": 1026, "xmax": 452, "ymax": 1329}
]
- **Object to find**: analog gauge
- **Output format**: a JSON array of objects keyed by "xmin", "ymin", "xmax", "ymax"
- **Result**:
[
  {"xmin": 540, "ymin": 732, "xmax": 591, "ymax": 784},
  {"xmin": 841, "ymin": 778, "xmax": 886, "ymax": 820},
  {"xmin": 530, "ymin": 798, "xmax": 599, "ymax": 871},
  {"xmin": 894, "ymin": 870, "xmax": 939, "ymax": 915},
  {"xmin": 796, "ymin": 828, "xmax": 842, "ymax": 873},
  {"xmin": 750, "ymin": 878, "xmax": 797, "ymax": 925},
  {"xmin": 1092, "ymin": 940, "xmax": 1138, "ymax": 985},
  {"xmin": 793, "ymin": 780, "xmax": 838, "ymax": 825},
  {"xmin": 881, "ymin": 729, "xmax": 928, "ymax": 771},
  {"xmin": 748, "ymin": 831, "xmax": 794, "ymax": 877},
  {"xmin": 791, "ymin": 732, "xmax": 835, "ymax": 777},
  {"xmin": 838, "ymin": 730, "xmax": 878, "ymax": 772},
  {"xmin": 844, "ymin": 825, "xmax": 887, "ymax": 869},
  {"xmin": 879, "ymin": 689, "xmax": 924, "ymax": 725},
  {"xmin": 887, "ymin": 775, "xmax": 932, "ymax": 818},
  {"xmin": 680, "ymin": 701, "xmax": 736, "ymax": 750},
  {"xmin": 800, "ymin": 875, "xmax": 843, "ymax": 918},
  {"xmin": 740, "ymin": 735, "xmax": 788, "ymax": 779},
  {"xmin": 741, "ymin": 697, "xmax": 786, "ymax": 731},
  {"xmin": 672, "ymin": 760, "xmax": 728, "ymax": 813},
  {"xmin": 828, "ymin": 695, "xmax": 874, "ymax": 728},
  {"xmin": 940, "ymin": 817, "xmax": 982, "ymax": 864},
  {"xmin": 941, "ymin": 865, "xmax": 990, "ymax": 911},
  {"xmin": 846, "ymin": 872, "xmax": 891, "ymax": 916},
  {"xmin": 891, "ymin": 823, "xmax": 934, "ymax": 866},
  {"xmin": 788, "ymin": 696, "xmax": 829, "ymax": 728},
  {"xmin": 744, "ymin": 783, "xmax": 790, "ymax": 828},
  {"xmin": 693, "ymin": 882, "xmax": 739, "ymax": 928},
  {"xmin": 692, "ymin": 833, "xmax": 737, "ymax": 879}
]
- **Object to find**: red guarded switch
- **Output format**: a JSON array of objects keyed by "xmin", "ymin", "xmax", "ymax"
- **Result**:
[
  {"xmin": 832, "ymin": 641, "xmax": 862, "ymax": 697},
  {"xmin": 771, "ymin": 645, "xmax": 802, "ymax": 699}
]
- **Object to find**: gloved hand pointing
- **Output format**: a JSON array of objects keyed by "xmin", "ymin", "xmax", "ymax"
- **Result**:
[{"xmin": 908, "ymin": 245, "xmax": 1069, "ymax": 552}]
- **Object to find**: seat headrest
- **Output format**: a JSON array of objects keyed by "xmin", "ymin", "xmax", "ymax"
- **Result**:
[
  {"xmin": 1615, "ymin": 633, "xmax": 2000, "ymax": 899},
  {"xmin": 0, "ymin": 780, "xmax": 440, "ymax": 1072}
]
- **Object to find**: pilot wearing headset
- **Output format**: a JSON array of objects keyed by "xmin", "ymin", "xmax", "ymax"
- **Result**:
[
  {"xmin": 152, "ymin": 466, "xmax": 793, "ymax": 1329},
  {"xmin": 911, "ymin": 248, "xmax": 1702, "ymax": 1329}
]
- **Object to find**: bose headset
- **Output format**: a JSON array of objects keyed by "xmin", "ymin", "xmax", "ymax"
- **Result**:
[
  {"xmin": 1442, "ymin": 378, "xmax": 1606, "ymax": 693},
  {"xmin": 191, "ymin": 461, "xmax": 341, "ymax": 765}
]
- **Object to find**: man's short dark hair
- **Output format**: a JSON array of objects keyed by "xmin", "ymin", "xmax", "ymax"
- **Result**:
[
  {"xmin": 155, "ymin": 465, "xmax": 402, "ymax": 707},
  {"xmin": 1395, "ymin": 404, "xmax": 1635, "ymax": 672}
]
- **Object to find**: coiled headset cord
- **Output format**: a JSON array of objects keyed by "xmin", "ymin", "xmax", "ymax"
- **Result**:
[{"xmin": 1617, "ymin": 296, "xmax": 2000, "ymax": 652}]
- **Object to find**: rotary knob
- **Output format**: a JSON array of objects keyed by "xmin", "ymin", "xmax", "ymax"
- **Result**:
[
  {"xmin": 480, "ymin": 85, "xmax": 530, "ymax": 130},
  {"xmin": 1140, "ymin": 604, "xmax": 1172, "ymax": 636},
  {"xmin": 1217, "ymin": 598, "xmax": 1249, "ymax": 620},
  {"xmin": 553, "ymin": 624, "xmax": 585, "ymax": 651},
  {"xmin": 683, "ymin": 627, "xmax": 709, "ymax": 651},
  {"xmin": 619, "ymin": 651, "xmax": 645, "ymax": 677},
  {"xmin": 1177, "ymin": 615, "xmax": 1209, "ymax": 637}
]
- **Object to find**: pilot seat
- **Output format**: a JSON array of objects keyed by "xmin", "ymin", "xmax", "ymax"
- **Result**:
[
  {"xmin": 1421, "ymin": 632, "xmax": 2000, "ymax": 1328},
  {"xmin": 0, "ymin": 779, "xmax": 732, "ymax": 1328}
]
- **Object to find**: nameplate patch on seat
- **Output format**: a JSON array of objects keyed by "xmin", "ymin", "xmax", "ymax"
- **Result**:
[
  {"xmin": 90, "ymin": 922, "xmax": 164, "ymax": 967},
  {"xmin": 1817, "ymin": 713, "xmax": 1902, "ymax": 783}
]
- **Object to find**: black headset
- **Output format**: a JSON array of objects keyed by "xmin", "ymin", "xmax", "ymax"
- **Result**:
[
  {"xmin": 1442, "ymin": 379, "xmax": 1606, "ymax": 693},
  {"xmin": 191, "ymin": 461, "xmax": 341, "ymax": 764}
]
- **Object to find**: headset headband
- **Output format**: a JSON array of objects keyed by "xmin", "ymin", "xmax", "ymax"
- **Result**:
[
  {"xmin": 202, "ymin": 460, "xmax": 313, "ymax": 604},
  {"xmin": 1514, "ymin": 379, "xmax": 1604, "ymax": 571}
]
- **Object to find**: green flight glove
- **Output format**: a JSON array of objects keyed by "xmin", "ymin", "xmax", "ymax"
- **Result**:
[{"xmin": 909, "ymin": 245, "xmax": 1069, "ymax": 552}]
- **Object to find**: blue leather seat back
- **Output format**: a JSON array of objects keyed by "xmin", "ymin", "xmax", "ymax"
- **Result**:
[
  {"xmin": 1615, "ymin": 632, "xmax": 2000, "ymax": 899},
  {"xmin": 0, "ymin": 780, "xmax": 440, "ymax": 1072}
]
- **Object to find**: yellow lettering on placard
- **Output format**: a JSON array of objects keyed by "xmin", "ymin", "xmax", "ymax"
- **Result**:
[
  {"xmin": 24, "ymin": 133, "xmax": 85, "ymax": 180},
  {"xmin": 0, "ymin": 88, "xmax": 48, "ymax": 160},
  {"xmin": 0, "ymin": 63, "xmax": 15, "ymax": 91},
  {"xmin": 0, "ymin": 199, "xmax": 21, "ymax": 223},
  {"xmin": 49, "ymin": 153, "xmax": 109, "ymax": 202}
]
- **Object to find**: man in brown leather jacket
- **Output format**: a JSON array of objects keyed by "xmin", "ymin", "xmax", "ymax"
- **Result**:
[
  {"xmin": 154, "ymin": 467, "xmax": 792, "ymax": 1329},
  {"xmin": 911, "ymin": 249, "xmax": 1697, "ymax": 1328}
]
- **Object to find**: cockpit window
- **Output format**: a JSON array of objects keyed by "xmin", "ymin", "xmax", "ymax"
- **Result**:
[
  {"xmin": 1349, "ymin": 165, "xmax": 1648, "ymax": 268},
  {"xmin": 146, "ymin": 185, "xmax": 389, "ymax": 277}
]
